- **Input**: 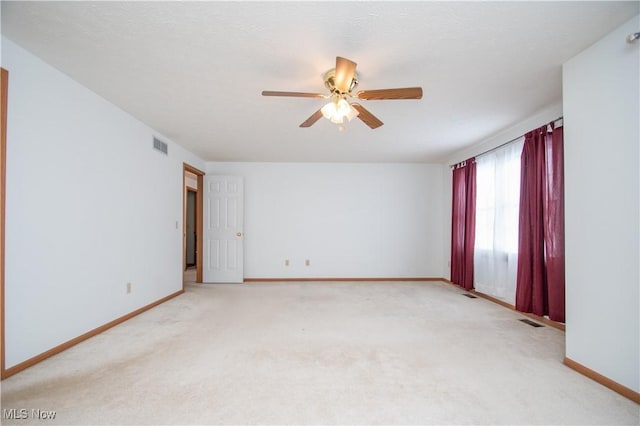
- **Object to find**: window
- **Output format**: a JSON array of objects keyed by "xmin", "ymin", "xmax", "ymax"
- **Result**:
[{"xmin": 473, "ymin": 137, "xmax": 523, "ymax": 303}]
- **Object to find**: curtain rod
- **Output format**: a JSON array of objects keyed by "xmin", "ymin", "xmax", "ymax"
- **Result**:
[{"xmin": 451, "ymin": 116, "xmax": 563, "ymax": 167}]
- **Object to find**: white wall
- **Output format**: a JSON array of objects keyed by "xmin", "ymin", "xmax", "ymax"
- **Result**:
[
  {"xmin": 2, "ymin": 37, "xmax": 205, "ymax": 368},
  {"xmin": 206, "ymin": 162, "xmax": 446, "ymax": 279},
  {"xmin": 441, "ymin": 166, "xmax": 452, "ymax": 280},
  {"xmin": 445, "ymin": 101, "xmax": 563, "ymax": 167},
  {"xmin": 563, "ymin": 16, "xmax": 639, "ymax": 392}
]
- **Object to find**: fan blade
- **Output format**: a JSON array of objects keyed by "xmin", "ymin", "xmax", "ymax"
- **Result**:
[
  {"xmin": 262, "ymin": 91, "xmax": 326, "ymax": 98},
  {"xmin": 356, "ymin": 87, "xmax": 423, "ymax": 100},
  {"xmin": 299, "ymin": 109, "xmax": 324, "ymax": 128},
  {"xmin": 334, "ymin": 56, "xmax": 357, "ymax": 93},
  {"xmin": 351, "ymin": 103, "xmax": 383, "ymax": 129}
]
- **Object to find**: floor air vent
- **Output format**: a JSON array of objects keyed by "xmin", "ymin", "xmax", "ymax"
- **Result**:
[
  {"xmin": 153, "ymin": 137, "xmax": 168, "ymax": 155},
  {"xmin": 462, "ymin": 294, "xmax": 477, "ymax": 299},
  {"xmin": 519, "ymin": 319, "xmax": 544, "ymax": 328}
]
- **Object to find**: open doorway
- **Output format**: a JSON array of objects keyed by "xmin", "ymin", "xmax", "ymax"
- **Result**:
[
  {"xmin": 185, "ymin": 189, "xmax": 197, "ymax": 268},
  {"xmin": 183, "ymin": 164, "xmax": 204, "ymax": 286}
]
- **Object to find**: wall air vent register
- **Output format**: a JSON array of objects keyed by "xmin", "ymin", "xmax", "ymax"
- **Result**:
[{"xmin": 153, "ymin": 137, "xmax": 168, "ymax": 155}]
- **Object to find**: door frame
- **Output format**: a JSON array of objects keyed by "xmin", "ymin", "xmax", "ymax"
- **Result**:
[
  {"xmin": 183, "ymin": 163, "xmax": 204, "ymax": 285},
  {"xmin": 1, "ymin": 68, "xmax": 9, "ymax": 378}
]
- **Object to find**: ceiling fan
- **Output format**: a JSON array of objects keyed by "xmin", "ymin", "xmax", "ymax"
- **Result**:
[{"xmin": 262, "ymin": 56, "xmax": 423, "ymax": 130}]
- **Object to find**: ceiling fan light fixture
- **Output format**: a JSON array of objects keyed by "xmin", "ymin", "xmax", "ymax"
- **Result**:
[
  {"xmin": 330, "ymin": 115, "xmax": 344, "ymax": 124},
  {"xmin": 321, "ymin": 101, "xmax": 337, "ymax": 120},
  {"xmin": 336, "ymin": 98, "xmax": 350, "ymax": 115},
  {"xmin": 321, "ymin": 97, "xmax": 359, "ymax": 125}
]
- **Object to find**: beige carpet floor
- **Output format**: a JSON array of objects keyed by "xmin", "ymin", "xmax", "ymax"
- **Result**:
[{"xmin": 1, "ymin": 280, "xmax": 638, "ymax": 425}]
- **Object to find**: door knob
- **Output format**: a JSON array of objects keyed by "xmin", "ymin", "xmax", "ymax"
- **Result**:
[{"xmin": 237, "ymin": 232, "xmax": 242, "ymax": 237}]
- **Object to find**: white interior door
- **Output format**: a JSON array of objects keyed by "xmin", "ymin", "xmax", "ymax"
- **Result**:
[{"xmin": 203, "ymin": 176, "xmax": 244, "ymax": 283}]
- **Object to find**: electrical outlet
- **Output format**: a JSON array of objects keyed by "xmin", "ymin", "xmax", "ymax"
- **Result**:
[
  {"xmin": 305, "ymin": 259, "xmax": 310, "ymax": 266},
  {"xmin": 285, "ymin": 259, "xmax": 290, "ymax": 266},
  {"xmin": 126, "ymin": 282, "xmax": 132, "ymax": 294}
]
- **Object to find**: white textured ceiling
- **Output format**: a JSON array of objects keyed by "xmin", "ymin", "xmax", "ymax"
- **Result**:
[{"xmin": 1, "ymin": 1, "xmax": 638, "ymax": 163}]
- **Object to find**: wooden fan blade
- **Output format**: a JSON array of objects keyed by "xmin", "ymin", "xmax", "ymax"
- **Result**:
[
  {"xmin": 262, "ymin": 91, "xmax": 326, "ymax": 98},
  {"xmin": 299, "ymin": 109, "xmax": 324, "ymax": 128},
  {"xmin": 356, "ymin": 87, "xmax": 423, "ymax": 100},
  {"xmin": 351, "ymin": 103, "xmax": 383, "ymax": 129},
  {"xmin": 334, "ymin": 56, "xmax": 357, "ymax": 93}
]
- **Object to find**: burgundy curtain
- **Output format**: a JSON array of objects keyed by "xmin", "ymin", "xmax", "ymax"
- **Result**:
[
  {"xmin": 515, "ymin": 124, "xmax": 565, "ymax": 322},
  {"xmin": 451, "ymin": 158, "xmax": 476, "ymax": 290},
  {"xmin": 516, "ymin": 127, "xmax": 546, "ymax": 315},
  {"xmin": 544, "ymin": 126, "xmax": 565, "ymax": 322}
]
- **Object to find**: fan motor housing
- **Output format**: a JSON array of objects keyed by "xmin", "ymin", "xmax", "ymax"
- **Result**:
[{"xmin": 323, "ymin": 68, "xmax": 359, "ymax": 94}]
